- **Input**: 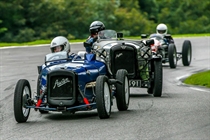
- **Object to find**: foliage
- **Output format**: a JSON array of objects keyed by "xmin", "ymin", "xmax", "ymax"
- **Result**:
[
  {"xmin": 113, "ymin": 0, "xmax": 155, "ymax": 36},
  {"xmin": 0, "ymin": 20, "xmax": 7, "ymax": 33},
  {"xmin": 155, "ymin": 0, "xmax": 210, "ymax": 34},
  {"xmin": 184, "ymin": 70, "xmax": 210, "ymax": 88},
  {"xmin": 0, "ymin": 0, "xmax": 210, "ymax": 43}
]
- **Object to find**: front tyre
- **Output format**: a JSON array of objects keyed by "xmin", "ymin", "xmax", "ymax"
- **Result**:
[
  {"xmin": 182, "ymin": 40, "xmax": 192, "ymax": 66},
  {"xmin": 14, "ymin": 79, "xmax": 31, "ymax": 123},
  {"xmin": 116, "ymin": 69, "xmax": 130, "ymax": 111},
  {"xmin": 153, "ymin": 59, "xmax": 163, "ymax": 97},
  {"xmin": 96, "ymin": 76, "xmax": 111, "ymax": 119},
  {"xmin": 168, "ymin": 44, "xmax": 177, "ymax": 68}
]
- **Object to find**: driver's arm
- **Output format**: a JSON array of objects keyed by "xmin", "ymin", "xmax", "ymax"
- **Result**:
[{"xmin": 85, "ymin": 37, "xmax": 97, "ymax": 53}]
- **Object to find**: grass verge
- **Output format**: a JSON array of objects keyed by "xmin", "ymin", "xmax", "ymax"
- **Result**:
[
  {"xmin": 0, "ymin": 33, "xmax": 210, "ymax": 47},
  {"xmin": 184, "ymin": 70, "xmax": 210, "ymax": 88},
  {"xmin": 0, "ymin": 39, "xmax": 85, "ymax": 47}
]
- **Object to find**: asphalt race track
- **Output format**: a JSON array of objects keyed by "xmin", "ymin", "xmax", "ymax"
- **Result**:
[{"xmin": 0, "ymin": 37, "xmax": 210, "ymax": 140}]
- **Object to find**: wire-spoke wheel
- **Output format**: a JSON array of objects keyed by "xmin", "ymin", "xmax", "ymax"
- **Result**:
[{"xmin": 14, "ymin": 79, "xmax": 31, "ymax": 123}]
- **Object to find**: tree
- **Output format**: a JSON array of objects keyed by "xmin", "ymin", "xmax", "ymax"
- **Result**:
[
  {"xmin": 113, "ymin": 0, "xmax": 155, "ymax": 36},
  {"xmin": 156, "ymin": 0, "xmax": 210, "ymax": 34},
  {"xmin": 0, "ymin": 20, "xmax": 7, "ymax": 34},
  {"xmin": 0, "ymin": 0, "xmax": 209, "ymax": 42},
  {"xmin": 138, "ymin": 0, "xmax": 159, "ymax": 22}
]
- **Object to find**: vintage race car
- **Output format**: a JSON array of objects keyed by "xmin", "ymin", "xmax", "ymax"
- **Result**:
[
  {"xmin": 14, "ymin": 51, "xmax": 130, "ymax": 123},
  {"xmin": 141, "ymin": 33, "xmax": 192, "ymax": 68},
  {"xmin": 83, "ymin": 30, "xmax": 163, "ymax": 97}
]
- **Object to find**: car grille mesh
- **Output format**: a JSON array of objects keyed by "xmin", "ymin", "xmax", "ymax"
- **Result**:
[
  {"xmin": 49, "ymin": 75, "xmax": 73, "ymax": 98},
  {"xmin": 113, "ymin": 49, "xmax": 136, "ymax": 77}
]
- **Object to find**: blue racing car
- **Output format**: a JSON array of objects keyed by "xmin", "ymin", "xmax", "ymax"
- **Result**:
[{"xmin": 14, "ymin": 50, "xmax": 130, "ymax": 123}]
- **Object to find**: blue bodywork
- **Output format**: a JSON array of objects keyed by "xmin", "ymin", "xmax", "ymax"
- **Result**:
[
  {"xmin": 31, "ymin": 53, "xmax": 109, "ymax": 112},
  {"xmin": 41, "ymin": 54, "xmax": 106, "ymax": 91}
]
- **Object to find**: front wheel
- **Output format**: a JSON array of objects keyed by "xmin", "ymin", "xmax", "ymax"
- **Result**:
[
  {"xmin": 182, "ymin": 40, "xmax": 192, "ymax": 66},
  {"xmin": 150, "ymin": 59, "xmax": 162, "ymax": 97},
  {"xmin": 14, "ymin": 79, "xmax": 31, "ymax": 123},
  {"xmin": 116, "ymin": 69, "xmax": 130, "ymax": 111},
  {"xmin": 168, "ymin": 44, "xmax": 177, "ymax": 68},
  {"xmin": 96, "ymin": 75, "xmax": 111, "ymax": 119}
]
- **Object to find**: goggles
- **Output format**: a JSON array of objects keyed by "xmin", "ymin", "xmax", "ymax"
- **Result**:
[
  {"xmin": 157, "ymin": 30, "xmax": 166, "ymax": 34},
  {"xmin": 90, "ymin": 28, "xmax": 99, "ymax": 35}
]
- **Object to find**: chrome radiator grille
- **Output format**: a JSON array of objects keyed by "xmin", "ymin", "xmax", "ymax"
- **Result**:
[{"xmin": 111, "ymin": 45, "xmax": 137, "ymax": 78}]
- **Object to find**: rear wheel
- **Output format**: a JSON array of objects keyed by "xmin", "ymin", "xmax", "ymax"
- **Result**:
[
  {"xmin": 14, "ymin": 79, "xmax": 31, "ymax": 123},
  {"xmin": 182, "ymin": 40, "xmax": 192, "ymax": 66},
  {"xmin": 116, "ymin": 69, "xmax": 130, "ymax": 111},
  {"xmin": 96, "ymin": 76, "xmax": 111, "ymax": 119},
  {"xmin": 168, "ymin": 44, "xmax": 177, "ymax": 68}
]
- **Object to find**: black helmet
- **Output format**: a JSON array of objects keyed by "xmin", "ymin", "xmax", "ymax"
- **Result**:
[{"xmin": 89, "ymin": 21, "xmax": 105, "ymax": 34}]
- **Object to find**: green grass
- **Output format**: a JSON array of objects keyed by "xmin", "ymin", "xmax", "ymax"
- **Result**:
[
  {"xmin": 0, "ymin": 39, "xmax": 86, "ymax": 47},
  {"xmin": 0, "ymin": 33, "xmax": 210, "ymax": 47},
  {"xmin": 184, "ymin": 70, "xmax": 210, "ymax": 88},
  {"xmin": 171, "ymin": 33, "xmax": 210, "ymax": 38}
]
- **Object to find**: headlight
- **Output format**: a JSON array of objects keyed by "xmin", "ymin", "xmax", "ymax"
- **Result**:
[
  {"xmin": 93, "ymin": 45, "xmax": 98, "ymax": 50},
  {"xmin": 140, "ymin": 46, "xmax": 151, "ymax": 58},
  {"xmin": 103, "ymin": 50, "xmax": 107, "ymax": 57}
]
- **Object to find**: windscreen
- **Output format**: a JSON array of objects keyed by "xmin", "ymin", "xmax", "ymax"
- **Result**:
[
  {"xmin": 45, "ymin": 51, "xmax": 68, "ymax": 62},
  {"xmin": 98, "ymin": 30, "xmax": 117, "ymax": 39}
]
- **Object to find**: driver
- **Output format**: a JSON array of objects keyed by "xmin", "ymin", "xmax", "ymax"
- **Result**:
[
  {"xmin": 156, "ymin": 23, "xmax": 174, "ymax": 44},
  {"xmin": 50, "ymin": 36, "xmax": 81, "ymax": 60},
  {"xmin": 85, "ymin": 21, "xmax": 105, "ymax": 53},
  {"xmin": 50, "ymin": 36, "xmax": 70, "ymax": 53},
  {"xmin": 156, "ymin": 23, "xmax": 168, "ymax": 35}
]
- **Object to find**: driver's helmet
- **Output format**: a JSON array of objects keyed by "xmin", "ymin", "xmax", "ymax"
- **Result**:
[
  {"xmin": 50, "ymin": 36, "xmax": 70, "ymax": 53},
  {"xmin": 156, "ymin": 23, "xmax": 168, "ymax": 35},
  {"xmin": 89, "ymin": 21, "xmax": 105, "ymax": 35}
]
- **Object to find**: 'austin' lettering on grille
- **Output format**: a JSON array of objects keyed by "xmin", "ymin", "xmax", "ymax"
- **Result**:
[{"xmin": 53, "ymin": 78, "xmax": 70, "ymax": 89}]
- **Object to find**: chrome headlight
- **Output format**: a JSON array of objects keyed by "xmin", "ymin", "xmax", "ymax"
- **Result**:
[{"xmin": 140, "ymin": 46, "xmax": 151, "ymax": 58}]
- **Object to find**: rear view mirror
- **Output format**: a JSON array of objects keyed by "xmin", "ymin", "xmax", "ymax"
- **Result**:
[
  {"xmin": 117, "ymin": 32, "xmax": 123, "ymax": 39},
  {"xmin": 146, "ymin": 39, "xmax": 154, "ymax": 45},
  {"xmin": 141, "ymin": 34, "xmax": 148, "ymax": 38}
]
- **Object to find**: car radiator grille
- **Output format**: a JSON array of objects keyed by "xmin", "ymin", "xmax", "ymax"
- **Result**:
[
  {"xmin": 50, "ymin": 75, "xmax": 73, "ymax": 99},
  {"xmin": 111, "ymin": 45, "xmax": 137, "ymax": 78},
  {"xmin": 47, "ymin": 70, "xmax": 76, "ymax": 106}
]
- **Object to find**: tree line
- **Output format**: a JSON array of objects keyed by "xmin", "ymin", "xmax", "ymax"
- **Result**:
[{"xmin": 0, "ymin": 0, "xmax": 209, "ymax": 43}]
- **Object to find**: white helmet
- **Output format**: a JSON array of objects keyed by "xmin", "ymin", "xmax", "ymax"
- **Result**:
[
  {"xmin": 50, "ymin": 36, "xmax": 70, "ymax": 53},
  {"xmin": 156, "ymin": 23, "xmax": 168, "ymax": 35}
]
